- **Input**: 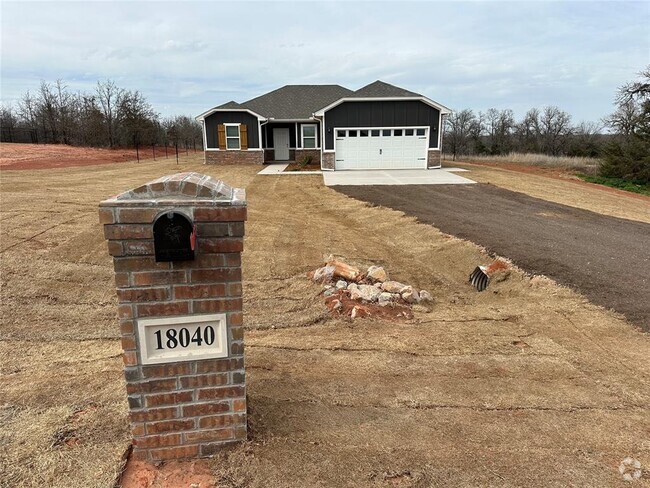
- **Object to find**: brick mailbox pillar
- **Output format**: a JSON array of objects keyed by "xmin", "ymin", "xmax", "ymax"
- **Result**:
[{"xmin": 99, "ymin": 172, "xmax": 247, "ymax": 462}]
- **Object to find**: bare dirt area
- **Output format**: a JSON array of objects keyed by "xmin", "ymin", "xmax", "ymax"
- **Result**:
[
  {"xmin": 1, "ymin": 157, "xmax": 649, "ymax": 487},
  {"xmin": 0, "ymin": 142, "xmax": 185, "ymax": 170},
  {"xmin": 449, "ymin": 160, "xmax": 650, "ymax": 223},
  {"xmin": 336, "ymin": 183, "xmax": 650, "ymax": 329},
  {"xmin": 283, "ymin": 161, "xmax": 322, "ymax": 172}
]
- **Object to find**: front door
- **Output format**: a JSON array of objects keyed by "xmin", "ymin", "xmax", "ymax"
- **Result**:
[{"xmin": 273, "ymin": 128, "xmax": 290, "ymax": 161}]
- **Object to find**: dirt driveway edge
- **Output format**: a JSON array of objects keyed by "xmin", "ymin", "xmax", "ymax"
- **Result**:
[{"xmin": 336, "ymin": 183, "xmax": 650, "ymax": 330}]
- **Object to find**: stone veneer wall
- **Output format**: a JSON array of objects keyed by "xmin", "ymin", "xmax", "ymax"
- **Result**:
[
  {"xmin": 294, "ymin": 149, "xmax": 321, "ymax": 164},
  {"xmin": 205, "ymin": 151, "xmax": 263, "ymax": 165},
  {"xmin": 322, "ymin": 152, "xmax": 335, "ymax": 170},
  {"xmin": 427, "ymin": 150, "xmax": 441, "ymax": 168}
]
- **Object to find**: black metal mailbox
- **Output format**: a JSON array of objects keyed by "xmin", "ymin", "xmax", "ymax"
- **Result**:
[{"xmin": 153, "ymin": 212, "xmax": 196, "ymax": 262}]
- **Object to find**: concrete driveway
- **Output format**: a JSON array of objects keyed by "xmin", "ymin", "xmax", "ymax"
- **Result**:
[{"xmin": 323, "ymin": 168, "xmax": 475, "ymax": 186}]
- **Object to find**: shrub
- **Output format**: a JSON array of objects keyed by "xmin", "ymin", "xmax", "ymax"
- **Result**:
[
  {"xmin": 600, "ymin": 138, "xmax": 650, "ymax": 183},
  {"xmin": 298, "ymin": 154, "xmax": 313, "ymax": 168}
]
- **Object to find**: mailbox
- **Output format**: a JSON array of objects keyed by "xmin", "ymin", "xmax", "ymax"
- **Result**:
[
  {"xmin": 100, "ymin": 172, "xmax": 248, "ymax": 461},
  {"xmin": 153, "ymin": 211, "xmax": 195, "ymax": 262}
]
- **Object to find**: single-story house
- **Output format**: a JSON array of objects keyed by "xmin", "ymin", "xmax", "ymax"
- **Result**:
[{"xmin": 196, "ymin": 80, "xmax": 451, "ymax": 171}]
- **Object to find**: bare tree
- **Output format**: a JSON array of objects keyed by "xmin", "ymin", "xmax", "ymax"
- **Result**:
[
  {"xmin": 538, "ymin": 106, "xmax": 572, "ymax": 155},
  {"xmin": 117, "ymin": 89, "xmax": 159, "ymax": 147},
  {"xmin": 17, "ymin": 91, "xmax": 37, "ymax": 128},
  {"xmin": 54, "ymin": 80, "xmax": 75, "ymax": 144},
  {"xmin": 605, "ymin": 100, "xmax": 639, "ymax": 136},
  {"xmin": 514, "ymin": 108, "xmax": 541, "ymax": 153},
  {"xmin": 38, "ymin": 81, "xmax": 60, "ymax": 142},
  {"xmin": 568, "ymin": 121, "xmax": 603, "ymax": 157},
  {"xmin": 602, "ymin": 66, "xmax": 650, "ymax": 182},
  {"xmin": 616, "ymin": 66, "xmax": 650, "ymax": 104},
  {"xmin": 444, "ymin": 109, "xmax": 478, "ymax": 159},
  {"xmin": 96, "ymin": 80, "xmax": 124, "ymax": 148},
  {"xmin": 0, "ymin": 104, "xmax": 18, "ymax": 140},
  {"xmin": 484, "ymin": 108, "xmax": 515, "ymax": 155},
  {"xmin": 6, "ymin": 77, "xmax": 196, "ymax": 148}
]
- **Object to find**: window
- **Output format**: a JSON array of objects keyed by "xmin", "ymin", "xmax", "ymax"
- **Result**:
[
  {"xmin": 405, "ymin": 129, "xmax": 414, "ymax": 136},
  {"xmin": 225, "ymin": 124, "xmax": 240, "ymax": 149},
  {"xmin": 382, "ymin": 129, "xmax": 391, "ymax": 136},
  {"xmin": 394, "ymin": 129, "xmax": 403, "ymax": 136},
  {"xmin": 360, "ymin": 130, "xmax": 369, "ymax": 137},
  {"xmin": 349, "ymin": 130, "xmax": 357, "ymax": 137},
  {"xmin": 337, "ymin": 130, "xmax": 346, "ymax": 138},
  {"xmin": 371, "ymin": 130, "xmax": 380, "ymax": 137},
  {"xmin": 416, "ymin": 128, "xmax": 426, "ymax": 136},
  {"xmin": 301, "ymin": 124, "xmax": 317, "ymax": 148}
]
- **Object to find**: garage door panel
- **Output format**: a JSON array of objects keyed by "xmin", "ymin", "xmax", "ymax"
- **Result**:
[{"xmin": 336, "ymin": 128, "xmax": 428, "ymax": 170}]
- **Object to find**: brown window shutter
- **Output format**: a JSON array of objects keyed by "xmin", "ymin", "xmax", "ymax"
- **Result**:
[
  {"xmin": 240, "ymin": 125, "xmax": 248, "ymax": 150},
  {"xmin": 217, "ymin": 124, "xmax": 226, "ymax": 150}
]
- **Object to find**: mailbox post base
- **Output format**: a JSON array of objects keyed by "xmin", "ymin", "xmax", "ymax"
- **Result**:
[{"xmin": 100, "ymin": 173, "xmax": 248, "ymax": 461}]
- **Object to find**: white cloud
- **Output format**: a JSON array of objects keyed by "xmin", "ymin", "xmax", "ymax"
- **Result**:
[{"xmin": 1, "ymin": 1, "xmax": 648, "ymax": 121}]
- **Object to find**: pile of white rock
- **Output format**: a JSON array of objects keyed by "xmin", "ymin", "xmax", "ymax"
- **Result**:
[{"xmin": 312, "ymin": 259, "xmax": 432, "ymax": 306}]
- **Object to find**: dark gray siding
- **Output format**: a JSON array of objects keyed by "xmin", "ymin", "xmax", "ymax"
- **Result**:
[
  {"xmin": 204, "ymin": 111, "xmax": 260, "ymax": 149},
  {"xmin": 324, "ymin": 100, "xmax": 440, "ymax": 150}
]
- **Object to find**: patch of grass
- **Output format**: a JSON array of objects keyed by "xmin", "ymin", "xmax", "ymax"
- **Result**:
[{"xmin": 576, "ymin": 174, "xmax": 650, "ymax": 196}]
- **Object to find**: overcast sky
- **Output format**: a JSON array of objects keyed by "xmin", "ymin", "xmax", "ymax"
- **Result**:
[{"xmin": 1, "ymin": 1, "xmax": 648, "ymax": 124}]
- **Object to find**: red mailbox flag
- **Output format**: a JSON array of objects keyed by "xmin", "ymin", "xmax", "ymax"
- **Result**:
[{"xmin": 190, "ymin": 224, "xmax": 197, "ymax": 251}]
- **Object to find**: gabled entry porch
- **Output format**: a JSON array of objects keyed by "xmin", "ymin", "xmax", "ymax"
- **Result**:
[{"xmin": 261, "ymin": 121, "xmax": 321, "ymax": 164}]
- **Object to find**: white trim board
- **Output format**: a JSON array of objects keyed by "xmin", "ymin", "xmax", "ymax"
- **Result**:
[{"xmin": 196, "ymin": 107, "xmax": 266, "ymax": 121}]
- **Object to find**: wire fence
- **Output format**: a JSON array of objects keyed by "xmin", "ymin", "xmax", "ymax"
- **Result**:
[
  {"xmin": 1, "ymin": 126, "xmax": 201, "ymax": 164},
  {"xmin": 1, "ymin": 127, "xmax": 40, "ymax": 143}
]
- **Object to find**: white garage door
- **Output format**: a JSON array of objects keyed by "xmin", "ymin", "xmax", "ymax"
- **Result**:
[{"xmin": 335, "ymin": 127, "xmax": 429, "ymax": 170}]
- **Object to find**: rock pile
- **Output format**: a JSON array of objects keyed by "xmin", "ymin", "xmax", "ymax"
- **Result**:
[{"xmin": 309, "ymin": 256, "xmax": 432, "ymax": 320}]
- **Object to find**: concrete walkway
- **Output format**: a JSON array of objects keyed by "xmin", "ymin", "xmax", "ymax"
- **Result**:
[{"xmin": 323, "ymin": 168, "xmax": 476, "ymax": 186}]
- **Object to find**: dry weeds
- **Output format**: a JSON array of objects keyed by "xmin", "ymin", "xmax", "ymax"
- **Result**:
[
  {"xmin": 449, "ymin": 152, "xmax": 600, "ymax": 174},
  {"xmin": 1, "ymin": 149, "xmax": 649, "ymax": 487}
]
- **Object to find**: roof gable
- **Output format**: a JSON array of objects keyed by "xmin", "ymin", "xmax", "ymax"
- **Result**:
[
  {"xmin": 241, "ymin": 85, "xmax": 354, "ymax": 119},
  {"xmin": 352, "ymin": 80, "xmax": 422, "ymax": 98},
  {"xmin": 216, "ymin": 101, "xmax": 243, "ymax": 109}
]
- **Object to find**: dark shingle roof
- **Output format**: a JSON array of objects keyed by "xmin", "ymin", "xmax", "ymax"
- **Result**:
[
  {"xmin": 240, "ymin": 85, "xmax": 354, "ymax": 119},
  {"xmin": 201, "ymin": 81, "xmax": 434, "ymax": 120},
  {"xmin": 215, "ymin": 100, "xmax": 243, "ymax": 109},
  {"xmin": 352, "ymin": 80, "xmax": 421, "ymax": 98}
]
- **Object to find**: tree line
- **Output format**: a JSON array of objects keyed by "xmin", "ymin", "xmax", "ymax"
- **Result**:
[
  {"xmin": 443, "ymin": 105, "xmax": 602, "ymax": 160},
  {"xmin": 0, "ymin": 79, "xmax": 202, "ymax": 149},
  {"xmin": 442, "ymin": 66, "xmax": 649, "ymax": 182}
]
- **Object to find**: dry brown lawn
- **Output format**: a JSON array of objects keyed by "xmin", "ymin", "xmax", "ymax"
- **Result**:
[
  {"xmin": 1, "ymin": 150, "xmax": 649, "ymax": 487},
  {"xmin": 450, "ymin": 160, "xmax": 650, "ymax": 224}
]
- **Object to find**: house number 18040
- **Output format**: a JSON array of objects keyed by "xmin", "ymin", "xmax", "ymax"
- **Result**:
[
  {"xmin": 154, "ymin": 326, "xmax": 216, "ymax": 350},
  {"xmin": 138, "ymin": 314, "xmax": 228, "ymax": 365}
]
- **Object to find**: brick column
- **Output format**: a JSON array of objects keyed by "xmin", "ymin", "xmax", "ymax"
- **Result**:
[{"xmin": 99, "ymin": 172, "xmax": 247, "ymax": 462}]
